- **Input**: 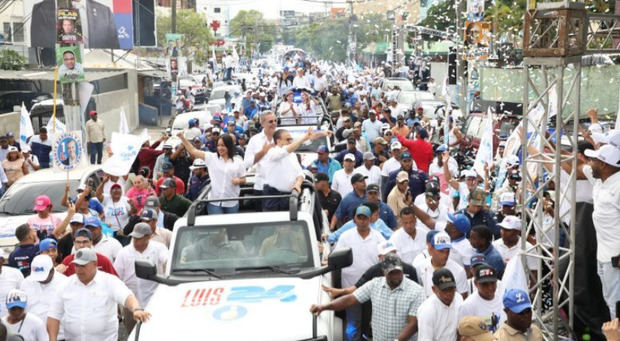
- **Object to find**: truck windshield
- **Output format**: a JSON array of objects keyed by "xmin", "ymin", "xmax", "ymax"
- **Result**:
[{"xmin": 172, "ymin": 221, "xmax": 314, "ymax": 272}]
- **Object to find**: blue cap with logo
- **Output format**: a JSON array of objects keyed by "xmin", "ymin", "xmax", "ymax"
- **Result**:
[
  {"xmin": 84, "ymin": 216, "xmax": 101, "ymax": 228},
  {"xmin": 470, "ymin": 253, "xmax": 488, "ymax": 267},
  {"xmin": 430, "ymin": 231, "xmax": 452, "ymax": 250},
  {"xmin": 5, "ymin": 289, "xmax": 27, "ymax": 309},
  {"xmin": 503, "ymin": 288, "xmax": 532, "ymax": 314},
  {"xmin": 447, "ymin": 213, "xmax": 471, "ymax": 235},
  {"xmin": 355, "ymin": 205, "xmax": 371, "ymax": 217},
  {"xmin": 38, "ymin": 238, "xmax": 57, "ymax": 253}
]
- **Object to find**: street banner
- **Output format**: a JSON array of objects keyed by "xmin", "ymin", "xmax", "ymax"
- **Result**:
[
  {"xmin": 19, "ymin": 103, "xmax": 34, "ymax": 151},
  {"xmin": 467, "ymin": 0, "xmax": 485, "ymax": 22},
  {"xmin": 57, "ymin": 8, "xmax": 82, "ymax": 45},
  {"xmin": 102, "ymin": 131, "xmax": 147, "ymax": 176},
  {"xmin": 473, "ymin": 107, "xmax": 494, "ymax": 176},
  {"xmin": 57, "ymin": 46, "xmax": 85, "ymax": 84},
  {"xmin": 52, "ymin": 131, "xmax": 83, "ymax": 170},
  {"xmin": 465, "ymin": 22, "xmax": 491, "ymax": 60},
  {"xmin": 165, "ymin": 33, "xmax": 183, "ymax": 57}
]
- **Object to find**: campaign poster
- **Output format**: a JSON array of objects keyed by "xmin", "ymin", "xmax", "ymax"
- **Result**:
[
  {"xmin": 467, "ymin": 0, "xmax": 485, "ymax": 22},
  {"xmin": 169, "ymin": 56, "xmax": 178, "ymax": 82},
  {"xmin": 165, "ymin": 33, "xmax": 183, "ymax": 57},
  {"xmin": 57, "ymin": 8, "xmax": 82, "ymax": 45},
  {"xmin": 52, "ymin": 131, "xmax": 83, "ymax": 170},
  {"xmin": 57, "ymin": 45, "xmax": 85, "ymax": 84},
  {"xmin": 24, "ymin": 0, "xmax": 132, "ymax": 49},
  {"xmin": 465, "ymin": 21, "xmax": 491, "ymax": 60}
]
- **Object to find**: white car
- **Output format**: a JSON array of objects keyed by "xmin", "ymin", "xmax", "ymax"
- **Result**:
[
  {"xmin": 208, "ymin": 85, "xmax": 242, "ymax": 110},
  {"xmin": 170, "ymin": 111, "xmax": 213, "ymax": 138},
  {"xmin": 129, "ymin": 185, "xmax": 349, "ymax": 341},
  {"xmin": 0, "ymin": 165, "xmax": 102, "ymax": 249},
  {"xmin": 397, "ymin": 90, "xmax": 435, "ymax": 110}
]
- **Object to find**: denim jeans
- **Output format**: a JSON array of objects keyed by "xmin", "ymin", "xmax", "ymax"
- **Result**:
[
  {"xmin": 88, "ymin": 142, "xmax": 103, "ymax": 164},
  {"xmin": 207, "ymin": 203, "xmax": 239, "ymax": 214},
  {"xmin": 597, "ymin": 260, "xmax": 620, "ymax": 318}
]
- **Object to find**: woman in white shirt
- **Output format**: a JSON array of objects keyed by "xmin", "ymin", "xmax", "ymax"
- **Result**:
[
  {"xmin": 96, "ymin": 178, "xmax": 136, "ymax": 244},
  {"xmin": 279, "ymin": 92, "xmax": 298, "ymax": 125},
  {"xmin": 296, "ymin": 92, "xmax": 318, "ymax": 125},
  {"xmin": 177, "ymin": 132, "xmax": 246, "ymax": 214}
]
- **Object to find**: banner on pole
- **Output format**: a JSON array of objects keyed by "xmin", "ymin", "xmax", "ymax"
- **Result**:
[{"xmin": 19, "ymin": 103, "xmax": 34, "ymax": 151}]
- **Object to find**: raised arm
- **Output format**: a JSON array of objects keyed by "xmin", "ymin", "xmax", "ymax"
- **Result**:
[{"xmin": 177, "ymin": 132, "xmax": 206, "ymax": 161}]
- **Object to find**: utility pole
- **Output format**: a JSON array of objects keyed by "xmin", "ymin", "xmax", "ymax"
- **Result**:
[
  {"xmin": 455, "ymin": 0, "xmax": 467, "ymax": 111},
  {"xmin": 171, "ymin": 0, "xmax": 177, "ymax": 33}
]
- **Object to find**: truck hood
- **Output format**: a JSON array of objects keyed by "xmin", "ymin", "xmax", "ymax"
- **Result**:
[{"xmin": 131, "ymin": 276, "xmax": 320, "ymax": 341}]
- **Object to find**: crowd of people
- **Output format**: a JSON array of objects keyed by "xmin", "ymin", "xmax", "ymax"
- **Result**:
[{"xmin": 0, "ymin": 50, "xmax": 616, "ymax": 341}]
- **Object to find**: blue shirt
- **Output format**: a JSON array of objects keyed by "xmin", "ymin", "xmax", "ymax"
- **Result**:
[
  {"xmin": 384, "ymin": 168, "xmax": 428, "ymax": 202},
  {"xmin": 186, "ymin": 174, "xmax": 209, "ymax": 201},
  {"xmin": 334, "ymin": 191, "xmax": 366, "ymax": 224},
  {"xmin": 480, "ymin": 244, "xmax": 506, "ymax": 275},
  {"xmin": 8, "ymin": 244, "xmax": 39, "ymax": 277},
  {"xmin": 312, "ymin": 158, "xmax": 342, "ymax": 183},
  {"xmin": 244, "ymin": 105, "xmax": 258, "ymax": 119},
  {"xmin": 327, "ymin": 218, "xmax": 393, "ymax": 243},
  {"xmin": 378, "ymin": 202, "xmax": 397, "ymax": 229}
]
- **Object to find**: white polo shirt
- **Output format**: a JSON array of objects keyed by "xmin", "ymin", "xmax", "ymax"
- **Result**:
[
  {"xmin": 388, "ymin": 227, "xmax": 426, "ymax": 265},
  {"xmin": 0, "ymin": 266, "xmax": 24, "ymax": 317},
  {"xmin": 413, "ymin": 255, "xmax": 468, "ymax": 297},
  {"xmin": 262, "ymin": 146, "xmax": 304, "ymax": 192},
  {"xmin": 417, "ymin": 292, "xmax": 463, "ymax": 340},
  {"xmin": 334, "ymin": 228, "xmax": 386, "ymax": 288},
  {"xmin": 355, "ymin": 164, "xmax": 382, "ymax": 187},
  {"xmin": 458, "ymin": 290, "xmax": 506, "ymax": 332},
  {"xmin": 1, "ymin": 313, "xmax": 48, "ymax": 341},
  {"xmin": 92, "ymin": 235, "xmax": 122, "ymax": 263},
  {"xmin": 331, "ymin": 169, "xmax": 355, "ymax": 197},
  {"xmin": 48, "ymin": 270, "xmax": 133, "ymax": 341},
  {"xmin": 450, "ymin": 238, "xmax": 476, "ymax": 267},
  {"xmin": 114, "ymin": 241, "xmax": 168, "ymax": 307},
  {"xmin": 492, "ymin": 238, "xmax": 539, "ymax": 271},
  {"xmin": 203, "ymin": 151, "xmax": 246, "ymax": 207},
  {"xmin": 244, "ymin": 131, "xmax": 274, "ymax": 191},
  {"xmin": 21, "ymin": 271, "xmax": 68, "ymax": 339}
]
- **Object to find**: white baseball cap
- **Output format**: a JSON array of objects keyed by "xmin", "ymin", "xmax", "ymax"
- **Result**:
[
  {"xmin": 498, "ymin": 215, "xmax": 521, "ymax": 231},
  {"xmin": 344, "ymin": 153, "xmax": 356, "ymax": 162},
  {"xmin": 499, "ymin": 192, "xmax": 516, "ymax": 207},
  {"xmin": 506, "ymin": 155, "xmax": 520, "ymax": 167},
  {"xmin": 29, "ymin": 255, "xmax": 54, "ymax": 282},
  {"xmin": 585, "ymin": 144, "xmax": 620, "ymax": 167},
  {"xmin": 377, "ymin": 241, "xmax": 397, "ymax": 256},
  {"xmin": 591, "ymin": 129, "xmax": 620, "ymax": 148},
  {"xmin": 391, "ymin": 141, "xmax": 402, "ymax": 150},
  {"xmin": 461, "ymin": 169, "xmax": 478, "ymax": 178},
  {"xmin": 189, "ymin": 158, "xmax": 207, "ymax": 170}
]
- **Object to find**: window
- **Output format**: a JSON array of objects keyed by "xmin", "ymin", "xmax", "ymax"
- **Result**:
[
  {"xmin": 13, "ymin": 22, "xmax": 24, "ymax": 42},
  {"xmin": 214, "ymin": 7, "xmax": 220, "ymax": 13},
  {"xmin": 3, "ymin": 22, "xmax": 11, "ymax": 41}
]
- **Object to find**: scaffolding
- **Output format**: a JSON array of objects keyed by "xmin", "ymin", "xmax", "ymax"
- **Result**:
[{"xmin": 521, "ymin": 1, "xmax": 620, "ymax": 339}]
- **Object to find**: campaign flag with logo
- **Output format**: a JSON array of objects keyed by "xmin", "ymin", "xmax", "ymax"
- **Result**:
[
  {"xmin": 102, "ymin": 131, "xmax": 147, "ymax": 176},
  {"xmin": 473, "ymin": 107, "xmax": 494, "ymax": 176},
  {"xmin": 52, "ymin": 131, "xmax": 83, "ymax": 171},
  {"xmin": 19, "ymin": 103, "xmax": 34, "ymax": 150}
]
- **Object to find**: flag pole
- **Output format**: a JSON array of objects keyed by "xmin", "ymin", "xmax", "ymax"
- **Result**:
[{"xmin": 52, "ymin": 66, "xmax": 59, "ymax": 135}]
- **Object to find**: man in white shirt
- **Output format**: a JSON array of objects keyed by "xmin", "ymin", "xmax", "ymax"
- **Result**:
[
  {"xmin": 0, "ymin": 249, "xmax": 23, "ymax": 318},
  {"xmin": 262, "ymin": 127, "xmax": 330, "ymax": 211},
  {"xmin": 417, "ymin": 268, "xmax": 464, "ymax": 340},
  {"xmin": 458, "ymin": 264, "xmax": 506, "ymax": 333},
  {"xmin": 114, "ymin": 223, "xmax": 167, "ymax": 332},
  {"xmin": 20, "ymin": 255, "xmax": 68, "ymax": 339},
  {"xmin": 293, "ymin": 68, "xmax": 311, "ymax": 88},
  {"xmin": 355, "ymin": 152, "xmax": 381, "ymax": 187},
  {"xmin": 582, "ymin": 144, "xmax": 620, "ymax": 317},
  {"xmin": 84, "ymin": 216, "xmax": 122, "ymax": 262},
  {"xmin": 2, "ymin": 288, "xmax": 48, "ymax": 340},
  {"xmin": 493, "ymin": 215, "xmax": 539, "ymax": 273},
  {"xmin": 244, "ymin": 111, "xmax": 278, "ymax": 196},
  {"xmin": 361, "ymin": 110, "xmax": 383, "ymax": 142},
  {"xmin": 413, "ymin": 231, "xmax": 468, "ymax": 298},
  {"xmin": 332, "ymin": 153, "xmax": 358, "ymax": 197},
  {"xmin": 312, "ymin": 69, "xmax": 328, "ymax": 94},
  {"xmin": 388, "ymin": 207, "xmax": 426, "ymax": 264},
  {"xmin": 381, "ymin": 142, "xmax": 406, "ymax": 191},
  {"xmin": 334, "ymin": 205, "xmax": 386, "ymax": 341},
  {"xmin": 47, "ymin": 248, "xmax": 151, "ymax": 341}
]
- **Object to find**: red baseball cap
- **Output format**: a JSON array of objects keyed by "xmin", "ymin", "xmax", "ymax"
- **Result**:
[
  {"xmin": 33, "ymin": 195, "xmax": 51, "ymax": 211},
  {"xmin": 89, "ymin": 110, "xmax": 97, "ymax": 116}
]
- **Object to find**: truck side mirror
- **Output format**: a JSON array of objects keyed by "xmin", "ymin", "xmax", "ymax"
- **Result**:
[
  {"xmin": 135, "ymin": 260, "xmax": 157, "ymax": 280},
  {"xmin": 328, "ymin": 248, "xmax": 353, "ymax": 270}
]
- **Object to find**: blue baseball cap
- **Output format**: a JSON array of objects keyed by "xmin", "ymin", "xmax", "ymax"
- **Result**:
[
  {"xmin": 88, "ymin": 198, "xmax": 103, "ymax": 214},
  {"xmin": 503, "ymin": 289, "xmax": 532, "ymax": 314},
  {"xmin": 5, "ymin": 289, "xmax": 27, "ymax": 309},
  {"xmin": 426, "ymin": 230, "xmax": 439, "ymax": 244},
  {"xmin": 84, "ymin": 216, "xmax": 101, "ymax": 228},
  {"xmin": 317, "ymin": 145, "xmax": 329, "ymax": 154},
  {"xmin": 470, "ymin": 253, "xmax": 488, "ymax": 267},
  {"xmin": 447, "ymin": 213, "xmax": 471, "ymax": 235},
  {"xmin": 355, "ymin": 205, "xmax": 371, "ymax": 217},
  {"xmin": 430, "ymin": 231, "xmax": 452, "ymax": 250},
  {"xmin": 38, "ymin": 238, "xmax": 57, "ymax": 253},
  {"xmin": 436, "ymin": 144, "xmax": 447, "ymax": 153}
]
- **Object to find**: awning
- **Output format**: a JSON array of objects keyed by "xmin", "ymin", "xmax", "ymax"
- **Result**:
[{"xmin": 0, "ymin": 69, "xmax": 126, "ymax": 82}]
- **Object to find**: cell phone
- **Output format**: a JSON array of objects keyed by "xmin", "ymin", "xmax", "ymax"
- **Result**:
[{"xmin": 612, "ymin": 255, "xmax": 619, "ymax": 268}]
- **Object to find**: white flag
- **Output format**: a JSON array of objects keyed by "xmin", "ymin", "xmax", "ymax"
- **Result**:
[
  {"xmin": 102, "ymin": 131, "xmax": 148, "ymax": 176},
  {"xmin": 501, "ymin": 252, "xmax": 529, "ymax": 294},
  {"xmin": 46, "ymin": 117, "xmax": 66, "ymax": 136},
  {"xmin": 119, "ymin": 108, "xmax": 130, "ymax": 134},
  {"xmin": 19, "ymin": 103, "xmax": 34, "ymax": 150},
  {"xmin": 473, "ymin": 107, "xmax": 494, "ymax": 176}
]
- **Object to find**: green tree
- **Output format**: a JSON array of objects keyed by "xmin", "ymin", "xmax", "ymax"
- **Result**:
[
  {"xmin": 230, "ymin": 10, "xmax": 277, "ymax": 55},
  {"xmin": 418, "ymin": 0, "xmax": 457, "ymax": 33},
  {"xmin": 156, "ymin": 10, "xmax": 215, "ymax": 64},
  {"xmin": 0, "ymin": 50, "xmax": 26, "ymax": 70}
]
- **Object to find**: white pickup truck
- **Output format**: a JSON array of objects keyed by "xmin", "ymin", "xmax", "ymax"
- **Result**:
[{"xmin": 130, "ymin": 181, "xmax": 351, "ymax": 341}]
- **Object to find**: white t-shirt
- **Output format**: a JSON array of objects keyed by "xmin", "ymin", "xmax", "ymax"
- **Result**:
[
  {"xmin": 103, "ymin": 178, "xmax": 126, "ymax": 196},
  {"xmin": 334, "ymin": 228, "xmax": 386, "ymax": 288},
  {"xmin": 20, "ymin": 271, "xmax": 68, "ymax": 339},
  {"xmin": 450, "ymin": 238, "xmax": 476, "ymax": 267},
  {"xmin": 331, "ymin": 169, "xmax": 355, "ymax": 197},
  {"xmin": 388, "ymin": 227, "xmax": 426, "ymax": 265},
  {"xmin": 458, "ymin": 290, "xmax": 507, "ymax": 332},
  {"xmin": 93, "ymin": 235, "xmax": 123, "ymax": 263},
  {"xmin": 354, "ymin": 165, "xmax": 382, "ymax": 187},
  {"xmin": 102, "ymin": 196, "xmax": 131, "ymax": 232},
  {"xmin": 0, "ymin": 266, "xmax": 24, "ymax": 317},
  {"xmin": 2, "ymin": 313, "xmax": 48, "ymax": 341},
  {"xmin": 262, "ymin": 146, "xmax": 304, "ymax": 193},
  {"xmin": 114, "ymin": 241, "xmax": 168, "ymax": 307},
  {"xmin": 381, "ymin": 158, "xmax": 402, "ymax": 177},
  {"xmin": 417, "ymin": 293, "xmax": 463, "ymax": 341},
  {"xmin": 492, "ymin": 238, "xmax": 539, "ymax": 271},
  {"xmin": 413, "ymin": 255, "xmax": 468, "ymax": 297},
  {"xmin": 203, "ymin": 152, "xmax": 246, "ymax": 207}
]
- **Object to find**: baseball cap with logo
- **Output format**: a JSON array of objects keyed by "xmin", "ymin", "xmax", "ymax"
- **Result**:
[
  {"xmin": 401, "ymin": 151, "xmax": 412, "ymax": 160},
  {"xmin": 425, "ymin": 181, "xmax": 440, "ymax": 196},
  {"xmin": 33, "ymin": 195, "xmax": 51, "ymax": 211},
  {"xmin": 38, "ymin": 238, "xmax": 57, "ymax": 253},
  {"xmin": 5, "ymin": 289, "xmax": 27, "ymax": 310},
  {"xmin": 160, "ymin": 178, "xmax": 177, "ymax": 189},
  {"xmin": 140, "ymin": 208, "xmax": 157, "ymax": 221},
  {"xmin": 470, "ymin": 253, "xmax": 488, "ymax": 267},
  {"xmin": 391, "ymin": 141, "xmax": 402, "ymax": 150},
  {"xmin": 29, "ymin": 255, "xmax": 53, "ymax": 282},
  {"xmin": 367, "ymin": 184, "xmax": 380, "ymax": 193},
  {"xmin": 355, "ymin": 205, "xmax": 371, "ymax": 217},
  {"xmin": 343, "ymin": 153, "xmax": 356, "ymax": 162},
  {"xmin": 469, "ymin": 189, "xmax": 486, "ymax": 206},
  {"xmin": 499, "ymin": 215, "xmax": 521, "ymax": 230},
  {"xmin": 458, "ymin": 316, "xmax": 495, "ymax": 341},
  {"xmin": 474, "ymin": 264, "xmax": 497, "ymax": 284},
  {"xmin": 396, "ymin": 171, "xmax": 409, "ymax": 183},
  {"xmin": 503, "ymin": 288, "xmax": 532, "ymax": 313},
  {"xmin": 377, "ymin": 241, "xmax": 397, "ymax": 256},
  {"xmin": 130, "ymin": 222, "xmax": 153, "ymax": 239},
  {"xmin": 7, "ymin": 146, "xmax": 18, "ymax": 153},
  {"xmin": 84, "ymin": 216, "xmax": 101, "ymax": 228},
  {"xmin": 381, "ymin": 253, "xmax": 403, "ymax": 273},
  {"xmin": 72, "ymin": 248, "xmax": 97, "ymax": 266},
  {"xmin": 432, "ymin": 268, "xmax": 456, "ymax": 290},
  {"xmin": 314, "ymin": 172, "xmax": 329, "ymax": 183},
  {"xmin": 162, "ymin": 162, "xmax": 174, "ymax": 172},
  {"xmin": 74, "ymin": 228, "xmax": 92, "ymax": 240},
  {"xmin": 317, "ymin": 145, "xmax": 329, "ymax": 154},
  {"xmin": 145, "ymin": 195, "xmax": 160, "ymax": 209},
  {"xmin": 447, "ymin": 213, "xmax": 471, "ymax": 235},
  {"xmin": 500, "ymin": 192, "xmax": 516, "ymax": 207},
  {"xmin": 585, "ymin": 144, "xmax": 620, "ymax": 167},
  {"xmin": 189, "ymin": 158, "xmax": 207, "ymax": 170},
  {"xmin": 431, "ymin": 231, "xmax": 452, "ymax": 250},
  {"xmin": 350, "ymin": 173, "xmax": 368, "ymax": 184}
]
